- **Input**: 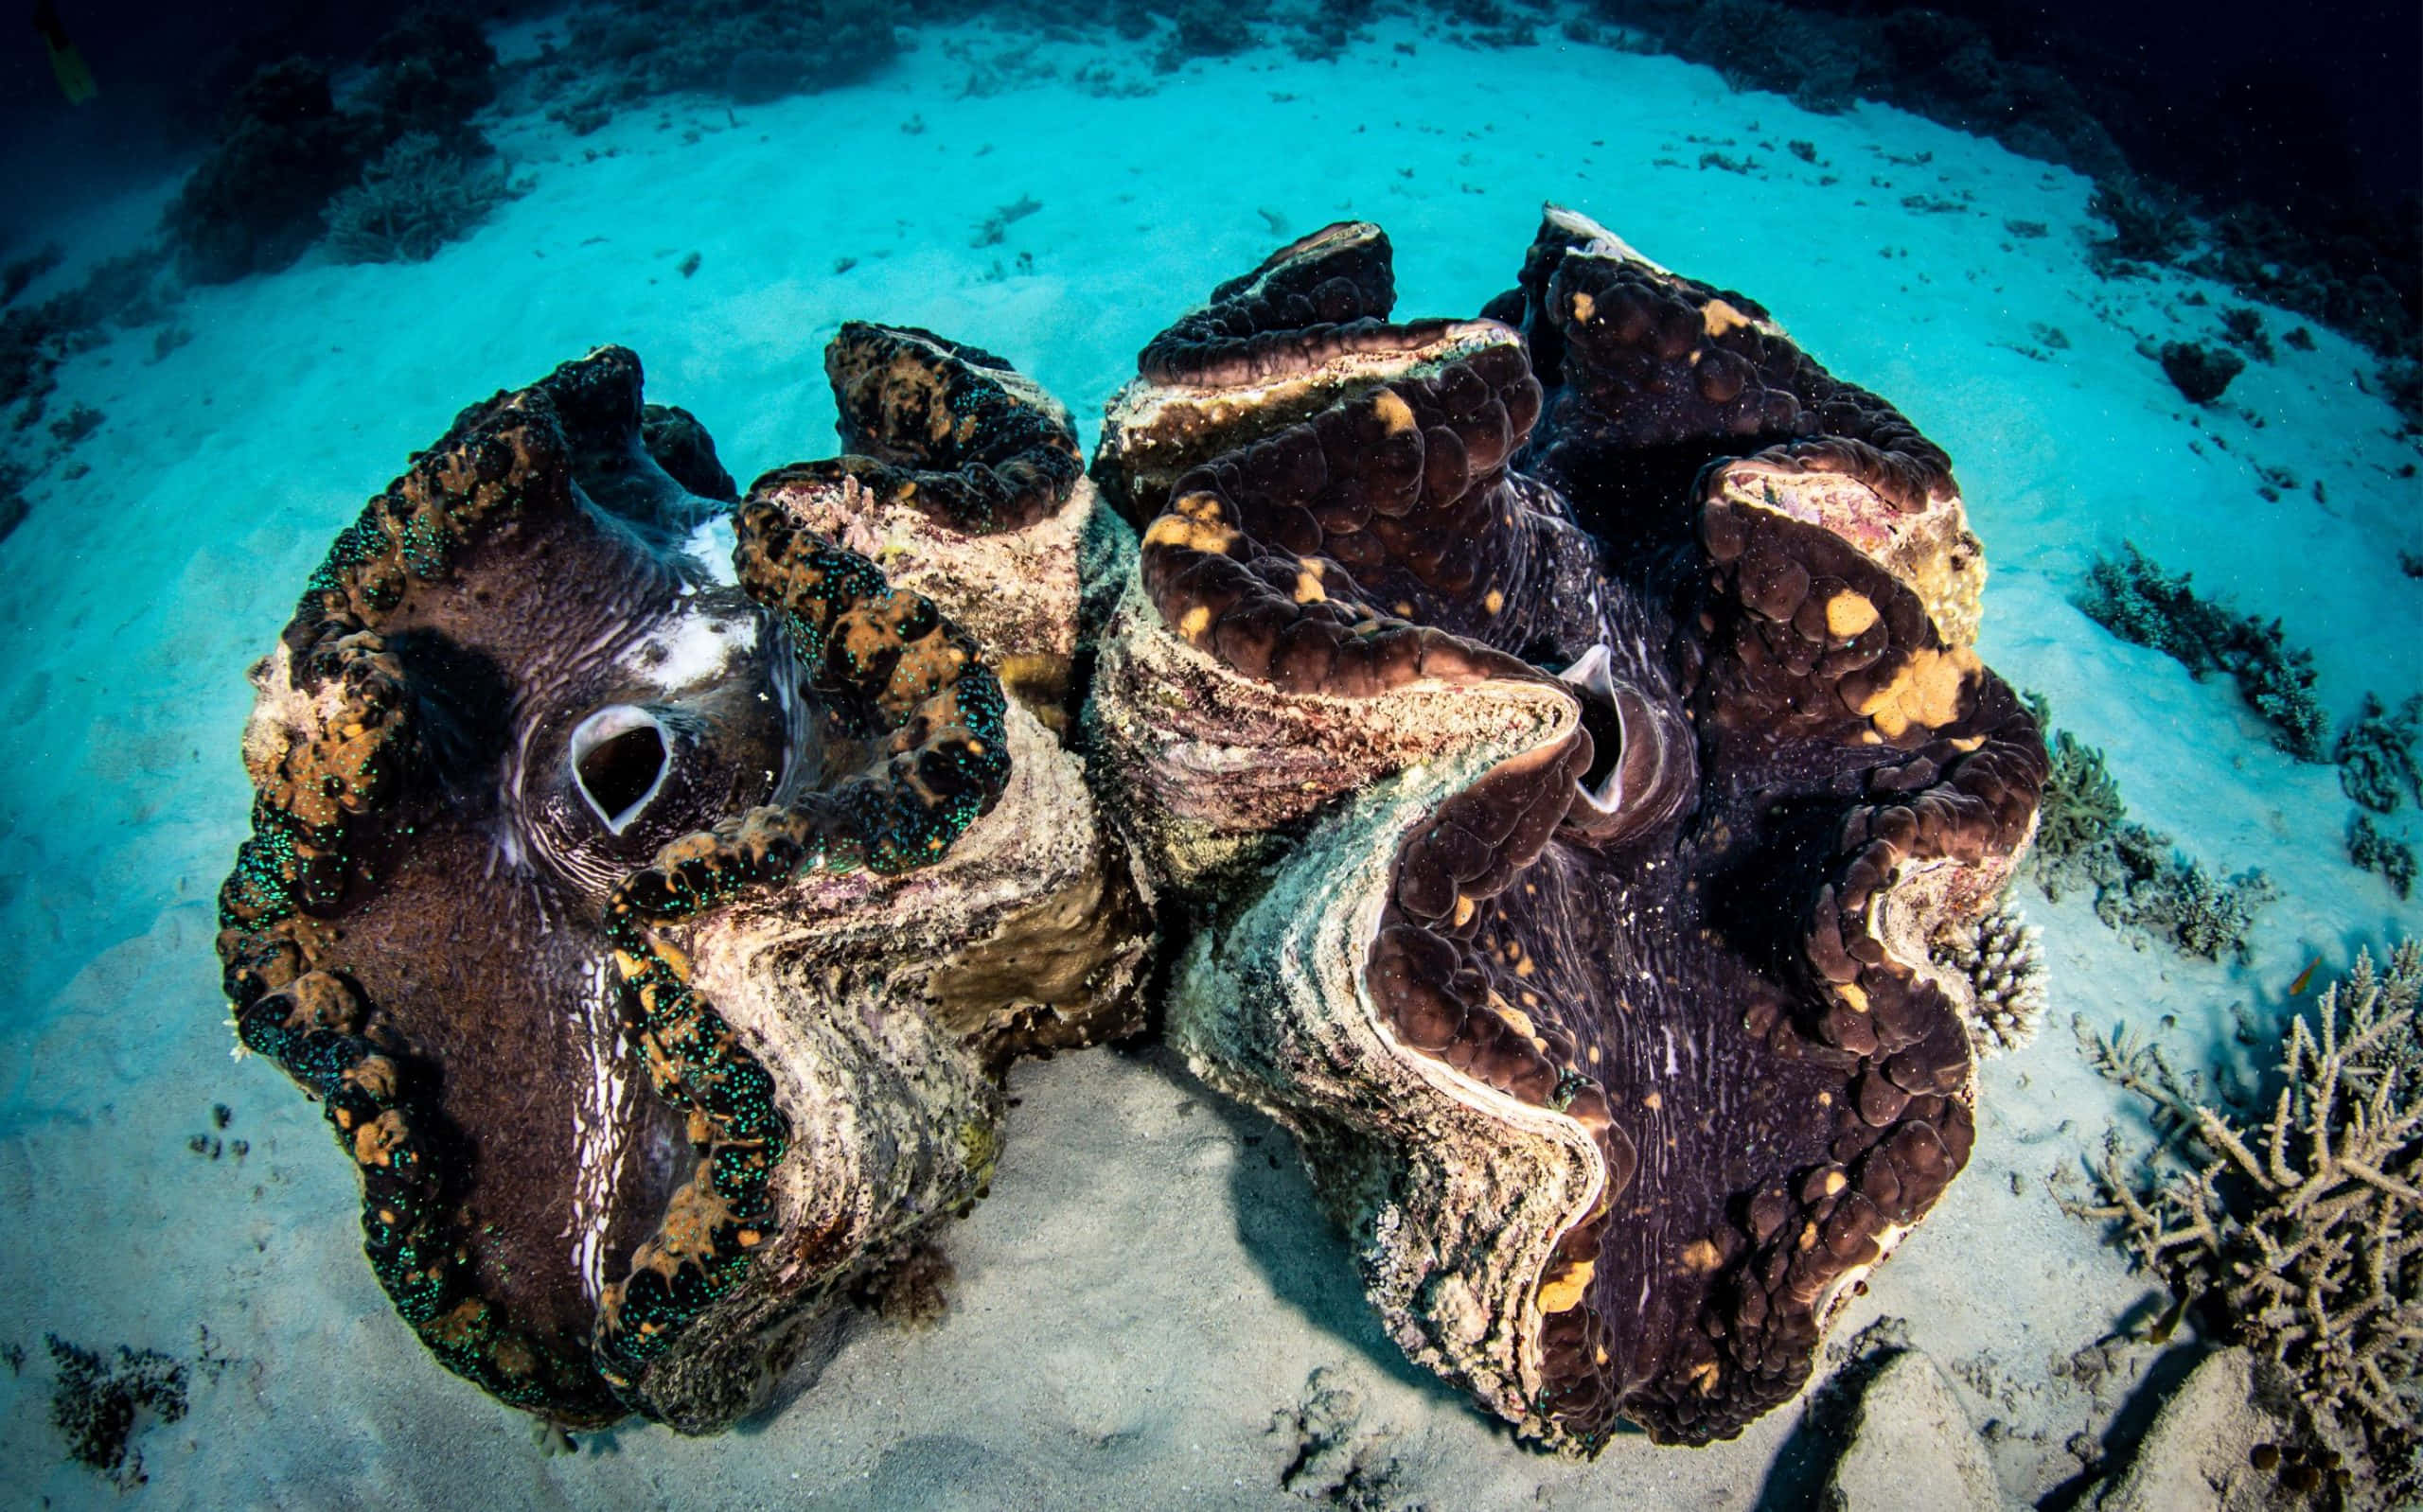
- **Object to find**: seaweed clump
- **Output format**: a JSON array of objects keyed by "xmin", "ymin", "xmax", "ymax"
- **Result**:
[
  {"xmin": 2026, "ymin": 718, "xmax": 2126, "ymax": 901},
  {"xmin": 2077, "ymin": 543, "xmax": 2329, "ymax": 762},
  {"xmin": 2347, "ymin": 816, "xmax": 2417, "ymax": 902},
  {"xmin": 2085, "ymin": 177, "xmax": 2193, "ymax": 273},
  {"xmin": 2158, "ymin": 340, "xmax": 2244, "ymax": 405},
  {"xmin": 46, "ymin": 1335, "xmax": 189, "ymax": 1490},
  {"xmin": 2064, "ymin": 943, "xmax": 2422, "ymax": 1506},
  {"xmin": 2338, "ymin": 694, "xmax": 2422, "ymax": 815},
  {"xmin": 2096, "ymin": 825, "xmax": 2280, "ymax": 963},
  {"xmin": 2025, "ymin": 706, "xmax": 2275, "ymax": 962},
  {"xmin": 2220, "ymin": 307, "xmax": 2275, "ymax": 363}
]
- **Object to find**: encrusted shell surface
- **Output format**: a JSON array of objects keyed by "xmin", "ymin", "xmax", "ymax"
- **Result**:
[
  {"xmin": 218, "ymin": 330, "xmax": 1148, "ymax": 1432},
  {"xmin": 1090, "ymin": 208, "xmax": 2047, "ymax": 1450}
]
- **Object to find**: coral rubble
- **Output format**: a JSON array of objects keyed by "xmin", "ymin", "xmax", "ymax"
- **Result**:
[{"xmin": 2066, "ymin": 943, "xmax": 2422, "ymax": 1505}]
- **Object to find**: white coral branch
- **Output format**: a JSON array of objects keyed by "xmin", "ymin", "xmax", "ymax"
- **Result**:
[
  {"xmin": 1936, "ymin": 897, "xmax": 2047, "ymax": 1054},
  {"xmin": 2072, "ymin": 942, "xmax": 2423, "ymax": 1499}
]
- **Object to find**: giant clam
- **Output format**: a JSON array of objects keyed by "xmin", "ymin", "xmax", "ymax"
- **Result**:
[
  {"xmin": 217, "ymin": 210, "xmax": 2041, "ymax": 1449},
  {"xmin": 218, "ymin": 334, "xmax": 1148, "ymax": 1431},
  {"xmin": 1089, "ymin": 208, "xmax": 2043, "ymax": 1447}
]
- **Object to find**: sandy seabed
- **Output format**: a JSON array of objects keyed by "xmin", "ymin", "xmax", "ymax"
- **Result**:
[{"xmin": 0, "ymin": 10, "xmax": 2416, "ymax": 1508}]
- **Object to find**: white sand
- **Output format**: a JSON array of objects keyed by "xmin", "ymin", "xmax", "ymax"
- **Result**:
[{"xmin": 0, "ymin": 12, "xmax": 2415, "ymax": 1507}]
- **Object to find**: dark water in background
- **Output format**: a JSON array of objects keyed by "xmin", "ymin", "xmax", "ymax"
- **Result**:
[
  {"xmin": 3, "ymin": 0, "xmax": 2418, "ymax": 226},
  {"xmin": 4, "ymin": 1, "xmax": 2415, "ymax": 450}
]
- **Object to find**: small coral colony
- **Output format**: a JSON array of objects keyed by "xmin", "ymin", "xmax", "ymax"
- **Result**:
[{"xmin": 216, "ymin": 206, "xmax": 2415, "ymax": 1489}]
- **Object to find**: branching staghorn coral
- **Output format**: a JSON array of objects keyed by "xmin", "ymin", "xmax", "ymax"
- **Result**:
[
  {"xmin": 1933, "ymin": 895, "xmax": 2047, "ymax": 1053},
  {"xmin": 325, "ymin": 133, "xmax": 512, "ymax": 265},
  {"xmin": 2063, "ymin": 942, "xmax": 2423, "ymax": 1503}
]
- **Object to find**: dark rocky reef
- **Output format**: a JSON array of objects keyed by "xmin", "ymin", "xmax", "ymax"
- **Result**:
[
  {"xmin": 540, "ymin": 0, "xmax": 902, "ymax": 129},
  {"xmin": 357, "ymin": 7, "xmax": 500, "ymax": 155},
  {"xmin": 2157, "ymin": 340, "xmax": 2244, "ymax": 405},
  {"xmin": 167, "ymin": 11, "xmax": 504, "ymax": 283},
  {"xmin": 1596, "ymin": 0, "xmax": 2124, "ymax": 174},
  {"xmin": 218, "ymin": 334, "xmax": 1145, "ymax": 1430},
  {"xmin": 1591, "ymin": 0, "xmax": 2422, "ymax": 421},
  {"xmin": 166, "ymin": 59, "xmax": 368, "ymax": 285},
  {"xmin": 1089, "ymin": 209, "xmax": 2044, "ymax": 1449}
]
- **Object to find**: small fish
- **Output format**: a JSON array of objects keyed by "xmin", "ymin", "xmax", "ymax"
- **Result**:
[
  {"xmin": 34, "ymin": 0, "xmax": 97, "ymax": 106},
  {"xmin": 2288, "ymin": 955, "xmax": 2322, "ymax": 995},
  {"xmin": 2144, "ymin": 1289, "xmax": 2193, "ymax": 1345}
]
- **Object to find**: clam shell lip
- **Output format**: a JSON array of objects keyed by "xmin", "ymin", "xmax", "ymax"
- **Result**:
[
  {"xmin": 1534, "ymin": 202, "xmax": 1669, "ymax": 278},
  {"xmin": 1555, "ymin": 644, "xmax": 1627, "ymax": 818},
  {"xmin": 1707, "ymin": 453, "xmax": 1984, "ymax": 648},
  {"xmin": 784, "ymin": 320, "xmax": 1087, "ymax": 536},
  {"xmin": 569, "ymin": 703, "xmax": 672, "ymax": 834},
  {"xmin": 1241, "ymin": 218, "xmax": 1388, "ymax": 277},
  {"xmin": 1130, "ymin": 317, "xmax": 1516, "ymax": 404},
  {"xmin": 1723, "ymin": 456, "xmax": 1900, "ymax": 541}
]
